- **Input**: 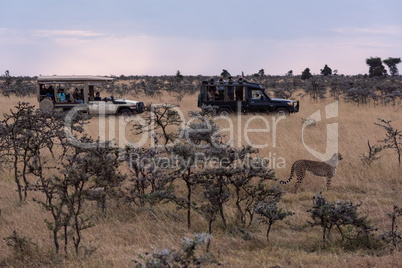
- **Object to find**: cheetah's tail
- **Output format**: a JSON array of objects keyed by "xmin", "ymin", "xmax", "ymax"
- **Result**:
[{"xmin": 280, "ymin": 165, "xmax": 294, "ymax": 185}]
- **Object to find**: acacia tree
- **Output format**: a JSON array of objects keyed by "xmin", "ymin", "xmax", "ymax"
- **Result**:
[
  {"xmin": 383, "ymin": 57, "xmax": 401, "ymax": 76},
  {"xmin": 224, "ymin": 146, "xmax": 278, "ymax": 227},
  {"xmin": 255, "ymin": 199, "xmax": 293, "ymax": 242},
  {"xmin": 35, "ymin": 138, "xmax": 122, "ymax": 255},
  {"xmin": 166, "ymin": 110, "xmax": 224, "ymax": 229},
  {"xmin": 301, "ymin": 68, "xmax": 313, "ymax": 80},
  {"xmin": 380, "ymin": 205, "xmax": 402, "ymax": 247},
  {"xmin": 168, "ymin": 113, "xmax": 220, "ymax": 228},
  {"xmin": 124, "ymin": 146, "xmax": 172, "ymax": 206},
  {"xmin": 360, "ymin": 140, "xmax": 383, "ymax": 166},
  {"xmin": 0, "ymin": 102, "xmax": 88, "ymax": 202},
  {"xmin": 366, "ymin": 57, "xmax": 387, "ymax": 77},
  {"xmin": 375, "ymin": 119, "xmax": 402, "ymax": 165},
  {"xmin": 200, "ymin": 173, "xmax": 230, "ymax": 252},
  {"xmin": 320, "ymin": 64, "xmax": 332, "ymax": 76},
  {"xmin": 0, "ymin": 103, "xmax": 84, "ymax": 201},
  {"xmin": 169, "ymin": 143, "xmax": 202, "ymax": 229},
  {"xmin": 182, "ymin": 111, "xmax": 281, "ymax": 233},
  {"xmin": 35, "ymin": 174, "xmax": 71, "ymax": 254},
  {"xmin": 83, "ymin": 140, "xmax": 125, "ymax": 210},
  {"xmin": 133, "ymin": 103, "xmax": 183, "ymax": 147},
  {"xmin": 0, "ymin": 103, "xmax": 37, "ymax": 201}
]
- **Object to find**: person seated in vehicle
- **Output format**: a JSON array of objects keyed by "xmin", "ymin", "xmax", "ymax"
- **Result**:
[
  {"xmin": 89, "ymin": 92, "xmax": 95, "ymax": 101},
  {"xmin": 57, "ymin": 89, "xmax": 66, "ymax": 101},
  {"xmin": 40, "ymin": 84, "xmax": 46, "ymax": 96},
  {"xmin": 40, "ymin": 84, "xmax": 51, "ymax": 101},
  {"xmin": 252, "ymin": 92, "xmax": 264, "ymax": 100},
  {"xmin": 103, "ymin": 95, "xmax": 114, "ymax": 102},
  {"xmin": 57, "ymin": 88, "xmax": 70, "ymax": 102},
  {"xmin": 251, "ymin": 92, "xmax": 261, "ymax": 100},
  {"xmin": 73, "ymin": 88, "xmax": 84, "ymax": 104},
  {"xmin": 79, "ymin": 88, "xmax": 84, "ymax": 100},
  {"xmin": 44, "ymin": 85, "xmax": 55, "ymax": 101},
  {"xmin": 94, "ymin": 92, "xmax": 102, "ymax": 101},
  {"xmin": 207, "ymin": 79, "xmax": 216, "ymax": 101}
]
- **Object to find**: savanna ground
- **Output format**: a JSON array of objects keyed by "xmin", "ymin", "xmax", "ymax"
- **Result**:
[{"xmin": 0, "ymin": 86, "xmax": 401, "ymax": 267}]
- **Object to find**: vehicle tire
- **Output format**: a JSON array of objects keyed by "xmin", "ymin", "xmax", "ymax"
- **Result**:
[
  {"xmin": 118, "ymin": 109, "xmax": 132, "ymax": 116},
  {"xmin": 218, "ymin": 108, "xmax": 230, "ymax": 117},
  {"xmin": 275, "ymin": 108, "xmax": 289, "ymax": 116},
  {"xmin": 39, "ymin": 99, "xmax": 54, "ymax": 111},
  {"xmin": 136, "ymin": 102, "xmax": 145, "ymax": 113}
]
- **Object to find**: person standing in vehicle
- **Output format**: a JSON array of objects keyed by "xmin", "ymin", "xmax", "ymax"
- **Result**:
[
  {"xmin": 236, "ymin": 77, "xmax": 244, "ymax": 101},
  {"xmin": 218, "ymin": 77, "xmax": 225, "ymax": 100},
  {"xmin": 228, "ymin": 76, "xmax": 234, "ymax": 100}
]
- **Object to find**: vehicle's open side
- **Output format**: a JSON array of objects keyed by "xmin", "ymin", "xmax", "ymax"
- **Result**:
[{"xmin": 37, "ymin": 75, "xmax": 144, "ymax": 115}]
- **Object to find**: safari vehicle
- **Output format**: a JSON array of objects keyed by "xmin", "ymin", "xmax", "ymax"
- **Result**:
[
  {"xmin": 197, "ymin": 79, "xmax": 299, "ymax": 116},
  {"xmin": 37, "ymin": 75, "xmax": 144, "ymax": 115}
]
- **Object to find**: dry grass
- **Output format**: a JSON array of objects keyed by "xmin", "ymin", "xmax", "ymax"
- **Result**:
[{"xmin": 0, "ymin": 91, "xmax": 401, "ymax": 267}]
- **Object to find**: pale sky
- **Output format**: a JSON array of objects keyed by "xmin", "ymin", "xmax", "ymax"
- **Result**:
[{"xmin": 1, "ymin": 0, "xmax": 401, "ymax": 77}]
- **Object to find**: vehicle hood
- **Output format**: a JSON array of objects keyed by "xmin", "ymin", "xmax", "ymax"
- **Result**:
[
  {"xmin": 115, "ymin": 98, "xmax": 141, "ymax": 104},
  {"xmin": 271, "ymin": 98, "xmax": 292, "ymax": 103}
]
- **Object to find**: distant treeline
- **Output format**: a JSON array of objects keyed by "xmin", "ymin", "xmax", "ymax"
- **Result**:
[{"xmin": 1, "ymin": 70, "xmax": 401, "ymax": 106}]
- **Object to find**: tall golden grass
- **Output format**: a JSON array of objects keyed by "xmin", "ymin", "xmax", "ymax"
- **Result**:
[{"xmin": 0, "ymin": 91, "xmax": 401, "ymax": 267}]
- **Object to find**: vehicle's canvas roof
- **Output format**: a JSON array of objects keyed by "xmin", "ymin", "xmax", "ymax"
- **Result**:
[{"xmin": 37, "ymin": 75, "xmax": 114, "ymax": 83}]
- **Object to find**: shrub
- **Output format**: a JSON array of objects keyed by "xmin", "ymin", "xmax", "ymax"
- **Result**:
[
  {"xmin": 255, "ymin": 199, "xmax": 293, "ymax": 242},
  {"xmin": 380, "ymin": 205, "xmax": 402, "ymax": 248},
  {"xmin": 4, "ymin": 230, "xmax": 35, "ymax": 257},
  {"xmin": 308, "ymin": 193, "xmax": 377, "ymax": 248},
  {"xmin": 134, "ymin": 233, "xmax": 218, "ymax": 267}
]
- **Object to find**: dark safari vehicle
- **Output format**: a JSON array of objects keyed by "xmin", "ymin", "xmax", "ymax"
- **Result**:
[{"xmin": 198, "ymin": 78, "xmax": 299, "ymax": 116}]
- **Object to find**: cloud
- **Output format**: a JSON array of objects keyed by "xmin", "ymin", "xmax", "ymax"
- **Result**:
[
  {"xmin": 31, "ymin": 29, "xmax": 107, "ymax": 38},
  {"xmin": 332, "ymin": 25, "xmax": 402, "ymax": 36},
  {"xmin": 0, "ymin": 28, "xmax": 108, "ymax": 46}
]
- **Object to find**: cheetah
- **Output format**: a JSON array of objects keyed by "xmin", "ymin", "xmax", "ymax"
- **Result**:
[{"xmin": 280, "ymin": 153, "xmax": 343, "ymax": 192}]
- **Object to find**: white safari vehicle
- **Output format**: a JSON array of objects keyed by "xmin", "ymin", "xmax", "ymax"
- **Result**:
[{"xmin": 37, "ymin": 75, "xmax": 144, "ymax": 115}]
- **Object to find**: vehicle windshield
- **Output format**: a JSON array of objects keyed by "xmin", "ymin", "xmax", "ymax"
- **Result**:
[{"xmin": 250, "ymin": 89, "xmax": 269, "ymax": 100}]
